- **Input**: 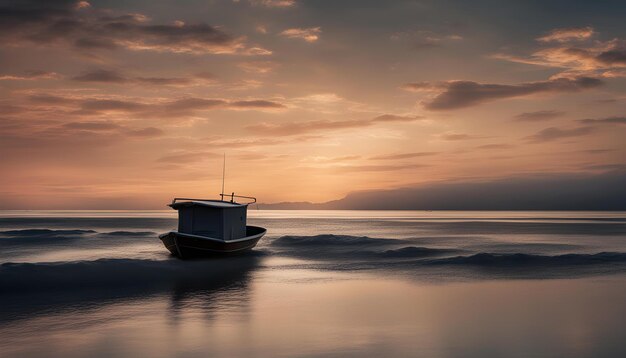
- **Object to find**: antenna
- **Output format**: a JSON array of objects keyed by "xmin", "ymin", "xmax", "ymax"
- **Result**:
[{"xmin": 221, "ymin": 153, "xmax": 226, "ymax": 199}]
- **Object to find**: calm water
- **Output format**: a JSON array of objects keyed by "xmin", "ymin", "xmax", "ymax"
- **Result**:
[{"xmin": 1, "ymin": 210, "xmax": 626, "ymax": 357}]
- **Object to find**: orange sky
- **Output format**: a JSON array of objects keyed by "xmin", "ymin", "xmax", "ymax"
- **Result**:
[{"xmin": 0, "ymin": 0, "xmax": 625, "ymax": 209}]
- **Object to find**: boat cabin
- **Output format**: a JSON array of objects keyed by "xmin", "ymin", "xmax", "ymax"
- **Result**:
[{"xmin": 169, "ymin": 199, "xmax": 248, "ymax": 241}]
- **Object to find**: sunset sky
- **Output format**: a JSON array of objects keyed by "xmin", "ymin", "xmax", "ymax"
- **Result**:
[{"xmin": 1, "ymin": 0, "xmax": 625, "ymax": 209}]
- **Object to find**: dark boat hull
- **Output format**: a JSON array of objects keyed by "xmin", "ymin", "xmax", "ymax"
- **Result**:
[{"xmin": 159, "ymin": 226, "xmax": 266, "ymax": 258}]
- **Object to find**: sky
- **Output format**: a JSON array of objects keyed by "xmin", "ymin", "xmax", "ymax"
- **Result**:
[{"xmin": 0, "ymin": 0, "xmax": 625, "ymax": 209}]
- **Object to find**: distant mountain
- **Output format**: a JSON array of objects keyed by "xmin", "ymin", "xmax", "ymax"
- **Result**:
[{"xmin": 259, "ymin": 169, "xmax": 626, "ymax": 210}]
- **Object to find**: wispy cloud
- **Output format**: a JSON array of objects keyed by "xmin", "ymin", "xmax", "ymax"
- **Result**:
[
  {"xmin": 370, "ymin": 152, "xmax": 438, "ymax": 160},
  {"xmin": 72, "ymin": 70, "xmax": 129, "ymax": 83},
  {"xmin": 525, "ymin": 126, "xmax": 595, "ymax": 143},
  {"xmin": 237, "ymin": 61, "xmax": 279, "ymax": 74},
  {"xmin": 436, "ymin": 132, "xmax": 481, "ymax": 141},
  {"xmin": 414, "ymin": 77, "xmax": 602, "ymax": 110},
  {"xmin": 475, "ymin": 144, "xmax": 516, "ymax": 150},
  {"xmin": 229, "ymin": 100, "xmax": 286, "ymax": 109},
  {"xmin": 390, "ymin": 30, "xmax": 463, "ymax": 50},
  {"xmin": 73, "ymin": 69, "xmax": 206, "ymax": 86},
  {"xmin": 514, "ymin": 110, "xmax": 565, "ymax": 121},
  {"xmin": 578, "ymin": 116, "xmax": 626, "ymax": 125},
  {"xmin": 280, "ymin": 27, "xmax": 321, "ymax": 42},
  {"xmin": 16, "ymin": 93, "xmax": 286, "ymax": 121},
  {"xmin": 249, "ymin": 0, "xmax": 296, "ymax": 8},
  {"xmin": 0, "ymin": 70, "xmax": 59, "ymax": 81},
  {"xmin": 493, "ymin": 27, "xmax": 626, "ymax": 79},
  {"xmin": 247, "ymin": 114, "xmax": 422, "ymax": 136},
  {"xmin": 536, "ymin": 26, "xmax": 595, "ymax": 43},
  {"xmin": 332, "ymin": 164, "xmax": 428, "ymax": 173},
  {"xmin": 157, "ymin": 151, "xmax": 220, "ymax": 164}
]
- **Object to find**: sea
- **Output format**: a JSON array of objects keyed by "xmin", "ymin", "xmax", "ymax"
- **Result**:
[{"xmin": 1, "ymin": 210, "xmax": 625, "ymax": 357}]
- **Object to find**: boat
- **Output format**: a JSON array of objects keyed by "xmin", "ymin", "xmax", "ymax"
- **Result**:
[
  {"xmin": 159, "ymin": 154, "xmax": 266, "ymax": 258},
  {"xmin": 159, "ymin": 193, "xmax": 266, "ymax": 258}
]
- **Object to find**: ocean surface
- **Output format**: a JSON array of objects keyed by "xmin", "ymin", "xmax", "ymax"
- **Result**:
[{"xmin": 1, "ymin": 210, "xmax": 626, "ymax": 357}]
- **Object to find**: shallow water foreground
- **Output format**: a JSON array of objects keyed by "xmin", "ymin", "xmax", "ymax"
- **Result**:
[{"xmin": 1, "ymin": 210, "xmax": 626, "ymax": 357}]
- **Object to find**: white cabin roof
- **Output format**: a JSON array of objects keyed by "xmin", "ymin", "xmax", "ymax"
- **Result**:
[{"xmin": 169, "ymin": 200, "xmax": 247, "ymax": 209}]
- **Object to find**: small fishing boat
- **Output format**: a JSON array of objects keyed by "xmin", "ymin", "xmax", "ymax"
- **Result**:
[{"xmin": 159, "ymin": 194, "xmax": 266, "ymax": 258}]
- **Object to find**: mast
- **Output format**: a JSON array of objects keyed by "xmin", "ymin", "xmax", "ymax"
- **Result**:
[{"xmin": 221, "ymin": 153, "xmax": 226, "ymax": 199}]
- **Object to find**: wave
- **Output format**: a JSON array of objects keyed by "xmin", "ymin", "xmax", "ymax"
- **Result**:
[
  {"xmin": 98, "ymin": 231, "xmax": 156, "ymax": 237},
  {"xmin": 266, "ymin": 235, "xmax": 626, "ymax": 277},
  {"xmin": 380, "ymin": 246, "xmax": 457, "ymax": 258},
  {"xmin": 0, "ymin": 229, "xmax": 96, "ymax": 246},
  {"xmin": 0, "ymin": 255, "xmax": 263, "ymax": 324},
  {"xmin": 0, "ymin": 254, "xmax": 262, "ymax": 294},
  {"xmin": 0, "ymin": 229, "xmax": 158, "ymax": 247},
  {"xmin": 269, "ymin": 234, "xmax": 456, "ymax": 260},
  {"xmin": 271, "ymin": 234, "xmax": 404, "ymax": 247},
  {"xmin": 0, "ymin": 217, "xmax": 176, "ymax": 231},
  {"xmin": 0, "ymin": 229, "xmax": 96, "ymax": 237},
  {"xmin": 426, "ymin": 252, "xmax": 626, "ymax": 267}
]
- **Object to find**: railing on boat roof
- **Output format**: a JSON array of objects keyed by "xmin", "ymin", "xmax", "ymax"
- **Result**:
[{"xmin": 171, "ymin": 193, "xmax": 257, "ymax": 205}]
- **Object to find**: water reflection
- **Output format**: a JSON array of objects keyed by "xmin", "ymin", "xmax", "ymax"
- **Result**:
[{"xmin": 0, "ymin": 254, "xmax": 262, "ymax": 324}]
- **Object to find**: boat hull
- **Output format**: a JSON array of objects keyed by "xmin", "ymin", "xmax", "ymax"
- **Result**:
[{"xmin": 159, "ymin": 226, "xmax": 266, "ymax": 258}]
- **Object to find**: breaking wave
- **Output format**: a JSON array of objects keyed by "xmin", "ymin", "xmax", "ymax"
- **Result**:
[{"xmin": 267, "ymin": 234, "xmax": 626, "ymax": 277}]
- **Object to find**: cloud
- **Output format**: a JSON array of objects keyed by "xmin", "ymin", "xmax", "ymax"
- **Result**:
[
  {"xmin": 72, "ymin": 69, "xmax": 209, "ymax": 86},
  {"xmin": 237, "ymin": 61, "xmax": 278, "ymax": 74},
  {"xmin": 159, "ymin": 98, "xmax": 227, "ymax": 115},
  {"xmin": 229, "ymin": 100, "xmax": 286, "ymax": 109},
  {"xmin": 390, "ymin": 30, "xmax": 463, "ymax": 51},
  {"xmin": 62, "ymin": 121, "xmax": 123, "ymax": 130},
  {"xmin": 514, "ymin": 110, "xmax": 565, "ymax": 121},
  {"xmin": 157, "ymin": 151, "xmax": 219, "ymax": 164},
  {"xmin": 536, "ymin": 26, "xmax": 595, "ymax": 43},
  {"xmin": 525, "ymin": 126, "xmax": 595, "ymax": 143},
  {"xmin": 583, "ymin": 148, "xmax": 615, "ymax": 154},
  {"xmin": 333, "ymin": 164, "xmax": 428, "ymax": 173},
  {"xmin": 80, "ymin": 99, "xmax": 148, "ymax": 112},
  {"xmin": 437, "ymin": 132, "xmax": 480, "ymax": 140},
  {"xmin": 73, "ymin": 70, "xmax": 129, "ymax": 83},
  {"xmin": 134, "ymin": 77, "xmax": 192, "ymax": 86},
  {"xmin": 247, "ymin": 114, "xmax": 422, "ymax": 136},
  {"xmin": 28, "ymin": 94, "xmax": 77, "ymax": 105},
  {"xmin": 400, "ymin": 82, "xmax": 438, "ymax": 92},
  {"xmin": 0, "ymin": 1, "xmax": 269, "ymax": 55},
  {"xmin": 578, "ymin": 116, "xmax": 626, "ymax": 125},
  {"xmin": 475, "ymin": 144, "xmax": 516, "ymax": 150},
  {"xmin": 0, "ymin": 70, "xmax": 59, "ymax": 81},
  {"xmin": 60, "ymin": 121, "xmax": 163, "ymax": 138},
  {"xmin": 583, "ymin": 163, "xmax": 626, "ymax": 171},
  {"xmin": 124, "ymin": 127, "xmax": 164, "ymax": 138},
  {"xmin": 493, "ymin": 28, "xmax": 626, "ymax": 78},
  {"xmin": 250, "ymin": 0, "xmax": 296, "ymax": 8},
  {"xmin": 0, "ymin": 117, "xmax": 165, "ymax": 161},
  {"xmin": 370, "ymin": 152, "xmax": 438, "ymax": 160},
  {"xmin": 3, "ymin": 92, "xmax": 290, "ymax": 128},
  {"xmin": 280, "ymin": 27, "xmax": 321, "ymax": 42},
  {"xmin": 419, "ymin": 77, "xmax": 602, "ymax": 110},
  {"xmin": 371, "ymin": 114, "xmax": 421, "ymax": 122},
  {"xmin": 596, "ymin": 49, "xmax": 626, "ymax": 66}
]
